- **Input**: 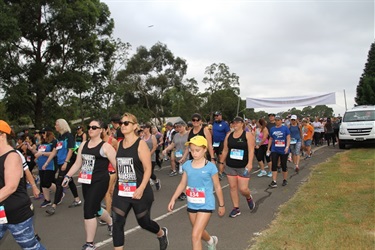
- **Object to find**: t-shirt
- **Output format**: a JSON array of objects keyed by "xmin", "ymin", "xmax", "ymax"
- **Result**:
[
  {"xmin": 270, "ymin": 126, "xmax": 290, "ymax": 154},
  {"xmin": 302, "ymin": 124, "xmax": 314, "ymax": 141},
  {"xmin": 212, "ymin": 120, "xmax": 230, "ymax": 144},
  {"xmin": 182, "ymin": 160, "xmax": 217, "ymax": 210},
  {"xmin": 56, "ymin": 132, "xmax": 75, "ymax": 165},
  {"xmin": 289, "ymin": 125, "xmax": 302, "ymax": 144},
  {"xmin": 172, "ymin": 132, "xmax": 188, "ymax": 160}
]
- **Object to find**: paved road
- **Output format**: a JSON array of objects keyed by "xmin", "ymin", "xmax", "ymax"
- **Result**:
[{"xmin": 0, "ymin": 145, "xmax": 342, "ymax": 250}]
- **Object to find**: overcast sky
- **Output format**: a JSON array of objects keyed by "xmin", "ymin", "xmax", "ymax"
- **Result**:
[{"xmin": 102, "ymin": 0, "xmax": 374, "ymax": 116}]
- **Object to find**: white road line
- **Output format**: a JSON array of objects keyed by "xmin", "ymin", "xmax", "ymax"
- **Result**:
[{"xmin": 95, "ymin": 183, "xmax": 229, "ymax": 248}]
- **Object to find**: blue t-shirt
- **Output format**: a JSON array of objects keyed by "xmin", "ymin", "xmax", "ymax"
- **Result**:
[
  {"xmin": 270, "ymin": 126, "xmax": 290, "ymax": 154},
  {"xmin": 37, "ymin": 140, "xmax": 57, "ymax": 171},
  {"xmin": 56, "ymin": 132, "xmax": 75, "ymax": 165},
  {"xmin": 182, "ymin": 160, "xmax": 218, "ymax": 210},
  {"xmin": 289, "ymin": 125, "xmax": 301, "ymax": 144},
  {"xmin": 212, "ymin": 121, "xmax": 230, "ymax": 144}
]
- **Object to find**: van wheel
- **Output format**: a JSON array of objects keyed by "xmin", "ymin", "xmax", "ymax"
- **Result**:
[{"xmin": 339, "ymin": 142, "xmax": 346, "ymax": 149}]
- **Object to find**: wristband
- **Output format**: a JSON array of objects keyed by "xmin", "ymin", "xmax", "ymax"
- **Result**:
[
  {"xmin": 64, "ymin": 175, "xmax": 72, "ymax": 180},
  {"xmin": 219, "ymin": 204, "xmax": 225, "ymax": 207},
  {"xmin": 211, "ymin": 157, "xmax": 216, "ymax": 161}
]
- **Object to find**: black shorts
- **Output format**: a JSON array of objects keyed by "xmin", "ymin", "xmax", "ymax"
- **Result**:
[{"xmin": 187, "ymin": 208, "xmax": 213, "ymax": 213}]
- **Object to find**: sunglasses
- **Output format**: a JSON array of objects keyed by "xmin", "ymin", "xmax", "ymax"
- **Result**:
[
  {"xmin": 87, "ymin": 125, "xmax": 101, "ymax": 130},
  {"xmin": 119, "ymin": 121, "xmax": 135, "ymax": 126},
  {"xmin": 192, "ymin": 119, "xmax": 200, "ymax": 122}
]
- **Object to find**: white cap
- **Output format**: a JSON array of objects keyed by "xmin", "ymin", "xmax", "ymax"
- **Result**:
[{"xmin": 291, "ymin": 115, "xmax": 297, "ymax": 120}]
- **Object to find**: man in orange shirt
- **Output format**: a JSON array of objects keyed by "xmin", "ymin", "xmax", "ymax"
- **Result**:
[{"xmin": 302, "ymin": 119, "xmax": 314, "ymax": 159}]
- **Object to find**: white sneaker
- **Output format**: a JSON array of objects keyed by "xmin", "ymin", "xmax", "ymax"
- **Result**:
[
  {"xmin": 257, "ymin": 170, "xmax": 267, "ymax": 177},
  {"xmin": 178, "ymin": 170, "xmax": 183, "ymax": 175},
  {"xmin": 207, "ymin": 236, "xmax": 218, "ymax": 250},
  {"xmin": 267, "ymin": 171, "xmax": 272, "ymax": 178}
]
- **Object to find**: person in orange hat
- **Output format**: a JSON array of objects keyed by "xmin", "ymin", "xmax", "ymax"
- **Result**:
[{"xmin": 0, "ymin": 120, "xmax": 45, "ymax": 249}]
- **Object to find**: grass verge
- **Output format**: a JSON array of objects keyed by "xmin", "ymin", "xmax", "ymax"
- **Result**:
[{"xmin": 249, "ymin": 148, "xmax": 375, "ymax": 250}]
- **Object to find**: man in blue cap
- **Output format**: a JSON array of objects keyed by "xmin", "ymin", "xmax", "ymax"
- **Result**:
[{"xmin": 212, "ymin": 111, "xmax": 230, "ymax": 180}]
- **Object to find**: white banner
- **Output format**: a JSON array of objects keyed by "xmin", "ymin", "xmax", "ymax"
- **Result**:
[{"xmin": 246, "ymin": 92, "xmax": 336, "ymax": 108}]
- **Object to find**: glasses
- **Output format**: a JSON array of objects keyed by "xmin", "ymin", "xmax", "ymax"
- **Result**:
[
  {"xmin": 192, "ymin": 119, "xmax": 200, "ymax": 122},
  {"xmin": 87, "ymin": 125, "xmax": 101, "ymax": 130},
  {"xmin": 119, "ymin": 121, "xmax": 135, "ymax": 126}
]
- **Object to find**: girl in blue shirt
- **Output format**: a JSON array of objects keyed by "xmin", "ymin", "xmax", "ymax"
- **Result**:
[{"xmin": 168, "ymin": 135, "xmax": 225, "ymax": 250}]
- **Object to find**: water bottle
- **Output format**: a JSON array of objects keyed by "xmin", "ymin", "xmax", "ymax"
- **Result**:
[{"xmin": 243, "ymin": 168, "xmax": 248, "ymax": 177}]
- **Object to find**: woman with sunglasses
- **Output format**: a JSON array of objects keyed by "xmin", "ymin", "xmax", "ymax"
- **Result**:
[
  {"xmin": 112, "ymin": 113, "xmax": 169, "ymax": 250},
  {"xmin": 62, "ymin": 120, "xmax": 117, "ymax": 250},
  {"xmin": 182, "ymin": 113, "xmax": 215, "ymax": 164},
  {"xmin": 46, "ymin": 119, "xmax": 82, "ymax": 215},
  {"xmin": 221, "ymin": 116, "xmax": 256, "ymax": 218}
]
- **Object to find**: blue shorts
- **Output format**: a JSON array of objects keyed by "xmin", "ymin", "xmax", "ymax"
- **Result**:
[{"xmin": 304, "ymin": 139, "xmax": 312, "ymax": 146}]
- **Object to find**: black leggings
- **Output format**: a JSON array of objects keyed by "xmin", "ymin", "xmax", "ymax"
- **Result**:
[
  {"xmin": 255, "ymin": 144, "xmax": 267, "ymax": 163},
  {"xmin": 271, "ymin": 152, "xmax": 288, "ymax": 172},
  {"xmin": 82, "ymin": 177, "xmax": 109, "ymax": 219},
  {"xmin": 53, "ymin": 163, "xmax": 79, "ymax": 205},
  {"xmin": 150, "ymin": 161, "xmax": 157, "ymax": 181},
  {"xmin": 155, "ymin": 149, "xmax": 162, "ymax": 167},
  {"xmin": 112, "ymin": 191, "xmax": 159, "ymax": 247}
]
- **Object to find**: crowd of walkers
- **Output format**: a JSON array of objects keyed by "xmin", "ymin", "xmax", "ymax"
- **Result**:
[{"xmin": 0, "ymin": 112, "xmax": 338, "ymax": 250}]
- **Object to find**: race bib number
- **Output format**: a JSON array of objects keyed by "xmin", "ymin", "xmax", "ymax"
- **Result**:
[
  {"xmin": 175, "ymin": 149, "xmax": 183, "ymax": 158},
  {"xmin": 275, "ymin": 140, "xmax": 286, "ymax": 147},
  {"xmin": 56, "ymin": 142, "xmax": 63, "ymax": 150},
  {"xmin": 186, "ymin": 186, "xmax": 205, "ymax": 204},
  {"xmin": 78, "ymin": 154, "xmax": 95, "ymax": 184},
  {"xmin": 0, "ymin": 206, "xmax": 8, "ymax": 224},
  {"xmin": 118, "ymin": 182, "xmax": 137, "ymax": 197},
  {"xmin": 230, "ymin": 149, "xmax": 244, "ymax": 160},
  {"xmin": 290, "ymin": 138, "xmax": 297, "ymax": 144},
  {"xmin": 213, "ymin": 142, "xmax": 220, "ymax": 148}
]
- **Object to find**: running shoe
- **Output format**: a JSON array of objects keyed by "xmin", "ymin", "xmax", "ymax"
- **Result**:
[
  {"xmin": 247, "ymin": 195, "xmax": 255, "ymax": 210},
  {"xmin": 257, "ymin": 170, "xmax": 267, "ymax": 177},
  {"xmin": 269, "ymin": 181, "xmax": 277, "ymax": 188},
  {"xmin": 295, "ymin": 165, "xmax": 300, "ymax": 173},
  {"xmin": 40, "ymin": 200, "xmax": 52, "ymax": 208},
  {"xmin": 35, "ymin": 234, "xmax": 41, "ymax": 242},
  {"xmin": 108, "ymin": 224, "xmax": 113, "ymax": 236},
  {"xmin": 207, "ymin": 236, "xmax": 218, "ymax": 250},
  {"xmin": 267, "ymin": 171, "xmax": 272, "ymax": 178},
  {"xmin": 46, "ymin": 206, "xmax": 56, "ymax": 215},
  {"xmin": 82, "ymin": 243, "xmax": 96, "ymax": 250},
  {"xmin": 282, "ymin": 179, "xmax": 288, "ymax": 186},
  {"xmin": 98, "ymin": 220, "xmax": 106, "ymax": 225},
  {"xmin": 304, "ymin": 155, "xmax": 311, "ymax": 160},
  {"xmin": 158, "ymin": 227, "xmax": 169, "ymax": 250},
  {"xmin": 57, "ymin": 192, "xmax": 65, "ymax": 205},
  {"xmin": 155, "ymin": 179, "xmax": 161, "ymax": 191},
  {"xmin": 229, "ymin": 208, "xmax": 241, "ymax": 218},
  {"xmin": 178, "ymin": 170, "xmax": 183, "ymax": 175},
  {"xmin": 68, "ymin": 200, "xmax": 82, "ymax": 208},
  {"xmin": 169, "ymin": 171, "xmax": 177, "ymax": 177}
]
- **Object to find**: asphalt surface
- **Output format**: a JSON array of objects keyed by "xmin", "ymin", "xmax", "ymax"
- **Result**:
[{"xmin": 0, "ymin": 145, "xmax": 343, "ymax": 250}]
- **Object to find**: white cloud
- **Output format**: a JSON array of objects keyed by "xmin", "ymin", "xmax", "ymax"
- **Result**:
[{"xmin": 103, "ymin": 0, "xmax": 374, "ymax": 116}]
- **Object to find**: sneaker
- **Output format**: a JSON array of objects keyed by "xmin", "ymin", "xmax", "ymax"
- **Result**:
[
  {"xmin": 178, "ymin": 170, "xmax": 183, "ymax": 175},
  {"xmin": 98, "ymin": 220, "xmax": 106, "ymax": 225},
  {"xmin": 68, "ymin": 200, "xmax": 82, "ymax": 208},
  {"xmin": 82, "ymin": 243, "xmax": 96, "ymax": 250},
  {"xmin": 269, "ymin": 181, "xmax": 277, "ymax": 188},
  {"xmin": 267, "ymin": 171, "xmax": 272, "ymax": 178},
  {"xmin": 57, "ymin": 192, "xmax": 65, "ymax": 205},
  {"xmin": 178, "ymin": 192, "xmax": 187, "ymax": 200},
  {"xmin": 282, "ymin": 179, "xmax": 288, "ymax": 186},
  {"xmin": 207, "ymin": 236, "xmax": 218, "ymax": 250},
  {"xmin": 218, "ymin": 173, "xmax": 223, "ymax": 181},
  {"xmin": 304, "ymin": 155, "xmax": 311, "ymax": 160},
  {"xmin": 158, "ymin": 227, "xmax": 169, "ymax": 250},
  {"xmin": 169, "ymin": 171, "xmax": 177, "ymax": 177},
  {"xmin": 229, "ymin": 208, "xmax": 241, "ymax": 218},
  {"xmin": 35, "ymin": 234, "xmax": 41, "ymax": 242},
  {"xmin": 149, "ymin": 179, "xmax": 155, "ymax": 185},
  {"xmin": 155, "ymin": 179, "xmax": 161, "ymax": 191},
  {"xmin": 247, "ymin": 195, "xmax": 255, "ymax": 210},
  {"xmin": 257, "ymin": 170, "xmax": 267, "ymax": 177},
  {"xmin": 108, "ymin": 224, "xmax": 113, "ymax": 236},
  {"xmin": 295, "ymin": 165, "xmax": 300, "ymax": 173},
  {"xmin": 46, "ymin": 206, "xmax": 55, "ymax": 215},
  {"xmin": 40, "ymin": 200, "xmax": 52, "ymax": 208}
]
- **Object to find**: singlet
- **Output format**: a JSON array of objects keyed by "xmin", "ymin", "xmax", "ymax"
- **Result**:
[
  {"xmin": 36, "ymin": 140, "xmax": 57, "ymax": 171},
  {"xmin": 75, "ymin": 133, "xmax": 86, "ymax": 147},
  {"xmin": 25, "ymin": 147, "xmax": 36, "ymax": 169},
  {"xmin": 188, "ymin": 127, "xmax": 207, "ymax": 160},
  {"xmin": 143, "ymin": 134, "xmax": 156, "ymax": 162},
  {"xmin": 79, "ymin": 141, "xmax": 109, "ymax": 184},
  {"xmin": 0, "ymin": 150, "xmax": 33, "ymax": 224},
  {"xmin": 255, "ymin": 128, "xmax": 268, "ymax": 146},
  {"xmin": 225, "ymin": 131, "xmax": 248, "ymax": 168},
  {"xmin": 115, "ymin": 138, "xmax": 153, "ymax": 202}
]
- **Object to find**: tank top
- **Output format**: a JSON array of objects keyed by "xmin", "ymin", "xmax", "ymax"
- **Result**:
[
  {"xmin": 80, "ymin": 141, "xmax": 109, "ymax": 184},
  {"xmin": 0, "ymin": 150, "xmax": 33, "ymax": 224},
  {"xmin": 188, "ymin": 127, "xmax": 209, "ymax": 160},
  {"xmin": 226, "ymin": 131, "xmax": 248, "ymax": 168},
  {"xmin": 143, "ymin": 134, "xmax": 156, "ymax": 162},
  {"xmin": 107, "ymin": 137, "xmax": 116, "ymax": 173},
  {"xmin": 115, "ymin": 138, "xmax": 152, "ymax": 200},
  {"xmin": 255, "ymin": 128, "xmax": 268, "ymax": 145}
]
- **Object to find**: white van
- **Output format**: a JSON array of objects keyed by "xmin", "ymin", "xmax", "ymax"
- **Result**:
[{"xmin": 339, "ymin": 105, "xmax": 375, "ymax": 149}]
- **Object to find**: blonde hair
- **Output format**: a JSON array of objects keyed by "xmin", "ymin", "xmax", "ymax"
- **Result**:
[
  {"xmin": 56, "ymin": 119, "xmax": 71, "ymax": 134},
  {"xmin": 122, "ymin": 112, "xmax": 138, "ymax": 135}
]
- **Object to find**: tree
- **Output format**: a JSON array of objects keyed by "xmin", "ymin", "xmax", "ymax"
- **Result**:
[
  {"xmin": 355, "ymin": 41, "xmax": 375, "ymax": 105},
  {"xmin": 0, "ymin": 0, "xmax": 115, "ymax": 128}
]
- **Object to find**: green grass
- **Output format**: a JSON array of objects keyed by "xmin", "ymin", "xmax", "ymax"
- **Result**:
[{"xmin": 250, "ymin": 148, "xmax": 375, "ymax": 250}]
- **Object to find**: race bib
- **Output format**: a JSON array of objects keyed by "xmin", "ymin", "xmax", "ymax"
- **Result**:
[
  {"xmin": 39, "ymin": 145, "xmax": 47, "ymax": 152},
  {"xmin": 213, "ymin": 142, "xmax": 220, "ymax": 148},
  {"xmin": 26, "ymin": 156, "xmax": 31, "ymax": 162},
  {"xmin": 56, "ymin": 142, "xmax": 63, "ymax": 150},
  {"xmin": 275, "ymin": 140, "xmax": 286, "ymax": 147},
  {"xmin": 186, "ymin": 186, "xmax": 205, "ymax": 204},
  {"xmin": 290, "ymin": 138, "xmax": 297, "ymax": 144},
  {"xmin": 230, "ymin": 149, "xmax": 244, "ymax": 160},
  {"xmin": 118, "ymin": 181, "xmax": 137, "ymax": 197},
  {"xmin": 78, "ymin": 154, "xmax": 95, "ymax": 184},
  {"xmin": 175, "ymin": 149, "xmax": 183, "ymax": 158},
  {"xmin": 0, "ymin": 206, "xmax": 8, "ymax": 224}
]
